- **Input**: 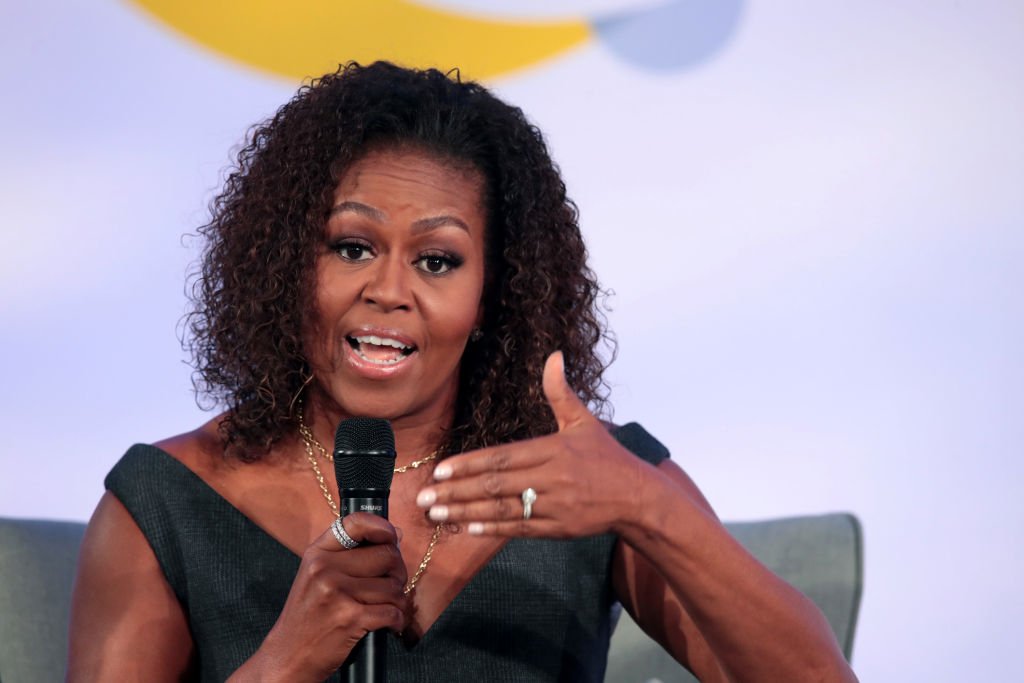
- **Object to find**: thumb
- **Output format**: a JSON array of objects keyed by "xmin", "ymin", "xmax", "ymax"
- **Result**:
[
  {"xmin": 314, "ymin": 513, "xmax": 397, "ymax": 553},
  {"xmin": 542, "ymin": 351, "xmax": 591, "ymax": 431}
]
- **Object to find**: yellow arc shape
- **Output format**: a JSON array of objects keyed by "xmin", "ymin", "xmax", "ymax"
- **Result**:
[{"xmin": 131, "ymin": 0, "xmax": 592, "ymax": 81}]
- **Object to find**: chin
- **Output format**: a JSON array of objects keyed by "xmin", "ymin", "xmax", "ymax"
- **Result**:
[{"xmin": 321, "ymin": 382, "xmax": 454, "ymax": 427}]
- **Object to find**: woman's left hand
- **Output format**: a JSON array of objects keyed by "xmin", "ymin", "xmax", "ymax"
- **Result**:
[{"xmin": 416, "ymin": 351, "xmax": 650, "ymax": 538}]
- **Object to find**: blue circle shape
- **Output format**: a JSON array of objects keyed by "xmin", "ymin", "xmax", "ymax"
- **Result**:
[{"xmin": 594, "ymin": 0, "xmax": 746, "ymax": 71}]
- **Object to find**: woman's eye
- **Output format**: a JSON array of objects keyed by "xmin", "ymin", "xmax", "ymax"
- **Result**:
[
  {"xmin": 415, "ymin": 254, "xmax": 460, "ymax": 275},
  {"xmin": 334, "ymin": 242, "xmax": 373, "ymax": 261}
]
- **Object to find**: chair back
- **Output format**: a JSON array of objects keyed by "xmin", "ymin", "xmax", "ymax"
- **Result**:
[
  {"xmin": 0, "ymin": 517, "xmax": 87, "ymax": 683},
  {"xmin": 0, "ymin": 513, "xmax": 862, "ymax": 682},
  {"xmin": 606, "ymin": 512, "xmax": 863, "ymax": 683}
]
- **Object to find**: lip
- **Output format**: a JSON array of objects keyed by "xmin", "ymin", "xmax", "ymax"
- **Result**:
[
  {"xmin": 345, "ymin": 325, "xmax": 418, "ymax": 349},
  {"xmin": 342, "ymin": 325, "xmax": 419, "ymax": 380}
]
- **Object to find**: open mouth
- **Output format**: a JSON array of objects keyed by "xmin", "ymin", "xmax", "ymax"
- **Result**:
[{"xmin": 346, "ymin": 334, "xmax": 416, "ymax": 365}]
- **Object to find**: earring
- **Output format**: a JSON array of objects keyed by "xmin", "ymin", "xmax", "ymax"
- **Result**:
[
  {"xmin": 470, "ymin": 328, "xmax": 483, "ymax": 342},
  {"xmin": 288, "ymin": 370, "xmax": 316, "ymax": 416}
]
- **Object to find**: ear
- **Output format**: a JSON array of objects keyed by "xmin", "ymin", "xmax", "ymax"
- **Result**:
[{"xmin": 467, "ymin": 303, "xmax": 485, "ymax": 342}]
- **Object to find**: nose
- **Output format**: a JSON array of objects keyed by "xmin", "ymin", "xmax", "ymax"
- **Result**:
[{"xmin": 362, "ymin": 254, "xmax": 413, "ymax": 312}]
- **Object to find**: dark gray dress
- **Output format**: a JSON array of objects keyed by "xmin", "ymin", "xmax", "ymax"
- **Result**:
[{"xmin": 105, "ymin": 423, "xmax": 669, "ymax": 682}]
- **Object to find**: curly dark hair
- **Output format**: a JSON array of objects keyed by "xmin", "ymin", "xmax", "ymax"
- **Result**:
[{"xmin": 186, "ymin": 61, "xmax": 613, "ymax": 460}]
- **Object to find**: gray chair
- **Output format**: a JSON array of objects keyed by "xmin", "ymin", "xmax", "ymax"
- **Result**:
[
  {"xmin": 0, "ymin": 513, "xmax": 861, "ymax": 682},
  {"xmin": 606, "ymin": 512, "xmax": 863, "ymax": 683},
  {"xmin": 0, "ymin": 517, "xmax": 86, "ymax": 683}
]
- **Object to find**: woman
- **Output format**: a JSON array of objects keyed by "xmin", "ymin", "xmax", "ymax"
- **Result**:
[{"xmin": 68, "ymin": 62, "xmax": 856, "ymax": 681}]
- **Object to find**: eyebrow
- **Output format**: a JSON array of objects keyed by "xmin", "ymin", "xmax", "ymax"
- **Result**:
[
  {"xmin": 410, "ymin": 214, "xmax": 470, "ymax": 234},
  {"xmin": 329, "ymin": 200, "xmax": 470, "ymax": 234},
  {"xmin": 329, "ymin": 201, "xmax": 385, "ymax": 222}
]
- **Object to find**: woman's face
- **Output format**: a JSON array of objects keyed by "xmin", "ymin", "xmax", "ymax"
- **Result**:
[{"xmin": 306, "ymin": 147, "xmax": 487, "ymax": 427}]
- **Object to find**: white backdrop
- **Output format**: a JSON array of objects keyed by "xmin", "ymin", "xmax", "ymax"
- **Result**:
[{"xmin": 1, "ymin": 2, "xmax": 1021, "ymax": 680}]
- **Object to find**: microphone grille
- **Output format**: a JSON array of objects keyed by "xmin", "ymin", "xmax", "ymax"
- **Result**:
[
  {"xmin": 334, "ymin": 417, "xmax": 396, "ymax": 454},
  {"xmin": 333, "ymin": 418, "xmax": 396, "ymax": 490}
]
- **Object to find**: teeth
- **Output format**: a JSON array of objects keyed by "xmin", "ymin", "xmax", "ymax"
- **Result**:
[
  {"xmin": 355, "ymin": 350, "xmax": 405, "ymax": 365},
  {"xmin": 352, "ymin": 335, "xmax": 412, "ymax": 351},
  {"xmin": 349, "ymin": 334, "xmax": 415, "ymax": 365}
]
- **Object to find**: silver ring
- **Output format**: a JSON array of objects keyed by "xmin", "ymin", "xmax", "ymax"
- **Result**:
[
  {"xmin": 521, "ymin": 487, "xmax": 538, "ymax": 520},
  {"xmin": 331, "ymin": 517, "xmax": 359, "ymax": 549}
]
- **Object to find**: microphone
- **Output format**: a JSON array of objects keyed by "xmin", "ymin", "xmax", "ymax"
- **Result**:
[{"xmin": 334, "ymin": 417, "xmax": 397, "ymax": 683}]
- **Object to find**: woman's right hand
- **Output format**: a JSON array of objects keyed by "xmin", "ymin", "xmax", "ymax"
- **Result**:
[{"xmin": 231, "ymin": 513, "xmax": 409, "ymax": 682}]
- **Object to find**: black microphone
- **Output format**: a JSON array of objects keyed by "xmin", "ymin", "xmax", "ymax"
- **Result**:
[{"xmin": 334, "ymin": 417, "xmax": 396, "ymax": 683}]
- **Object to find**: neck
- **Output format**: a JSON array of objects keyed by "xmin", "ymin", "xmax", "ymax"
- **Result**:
[{"xmin": 302, "ymin": 391, "xmax": 454, "ymax": 466}]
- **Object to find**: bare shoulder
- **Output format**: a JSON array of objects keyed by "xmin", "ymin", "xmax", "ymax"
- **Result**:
[
  {"xmin": 65, "ymin": 419, "xmax": 230, "ymax": 680},
  {"xmin": 68, "ymin": 491, "xmax": 196, "ymax": 680},
  {"xmin": 154, "ymin": 415, "xmax": 230, "ymax": 475},
  {"xmin": 154, "ymin": 417, "xmax": 321, "ymax": 556}
]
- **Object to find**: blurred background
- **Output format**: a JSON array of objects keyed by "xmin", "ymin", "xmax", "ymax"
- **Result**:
[{"xmin": 1, "ymin": 1, "xmax": 1021, "ymax": 680}]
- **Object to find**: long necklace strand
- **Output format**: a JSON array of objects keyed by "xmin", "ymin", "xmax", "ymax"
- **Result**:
[{"xmin": 298, "ymin": 414, "xmax": 443, "ymax": 595}]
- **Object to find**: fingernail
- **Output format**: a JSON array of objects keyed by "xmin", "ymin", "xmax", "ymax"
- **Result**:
[
  {"xmin": 433, "ymin": 464, "xmax": 452, "ymax": 480},
  {"xmin": 416, "ymin": 489, "xmax": 436, "ymax": 507},
  {"xmin": 428, "ymin": 505, "xmax": 449, "ymax": 521},
  {"xmin": 468, "ymin": 522, "xmax": 484, "ymax": 535}
]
